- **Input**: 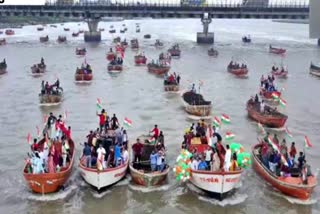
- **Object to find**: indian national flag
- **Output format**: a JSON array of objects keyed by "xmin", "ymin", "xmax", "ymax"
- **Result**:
[
  {"xmin": 304, "ymin": 136, "xmax": 312, "ymax": 148},
  {"xmin": 225, "ymin": 131, "xmax": 235, "ymax": 141},
  {"xmin": 123, "ymin": 117, "xmax": 132, "ymax": 128},
  {"xmin": 213, "ymin": 116, "xmax": 221, "ymax": 127},
  {"xmin": 27, "ymin": 133, "xmax": 32, "ymax": 145},
  {"xmin": 96, "ymin": 98, "xmax": 102, "ymax": 110},
  {"xmin": 268, "ymin": 136, "xmax": 280, "ymax": 153},
  {"xmin": 221, "ymin": 114, "xmax": 231, "ymax": 124},
  {"xmin": 258, "ymin": 123, "xmax": 265, "ymax": 135},
  {"xmin": 272, "ymin": 92, "xmax": 280, "ymax": 100},
  {"xmin": 148, "ymin": 137, "xmax": 156, "ymax": 144},
  {"xmin": 285, "ymin": 127, "xmax": 293, "ymax": 138},
  {"xmin": 281, "ymin": 154, "xmax": 289, "ymax": 166},
  {"xmin": 279, "ymin": 98, "xmax": 287, "ymax": 108}
]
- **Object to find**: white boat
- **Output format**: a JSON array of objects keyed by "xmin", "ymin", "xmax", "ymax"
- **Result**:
[
  {"xmin": 79, "ymin": 158, "xmax": 129, "ymax": 190},
  {"xmin": 190, "ymin": 169, "xmax": 243, "ymax": 199}
]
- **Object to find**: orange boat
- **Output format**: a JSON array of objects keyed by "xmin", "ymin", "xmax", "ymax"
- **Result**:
[
  {"xmin": 246, "ymin": 99, "xmax": 287, "ymax": 128},
  {"xmin": 72, "ymin": 32, "xmax": 80, "ymax": 37},
  {"xmin": 271, "ymin": 69, "xmax": 288, "ymax": 78},
  {"xmin": 269, "ymin": 45, "xmax": 286, "ymax": 55},
  {"xmin": 227, "ymin": 67, "xmax": 248, "ymax": 77},
  {"xmin": 5, "ymin": 29, "xmax": 15, "ymax": 36},
  {"xmin": 260, "ymin": 88, "xmax": 281, "ymax": 100},
  {"xmin": 75, "ymin": 67, "xmax": 93, "ymax": 82},
  {"xmin": 134, "ymin": 55, "xmax": 147, "ymax": 65},
  {"xmin": 147, "ymin": 63, "xmax": 170, "ymax": 76},
  {"xmin": 252, "ymin": 143, "xmax": 317, "ymax": 200},
  {"xmin": 23, "ymin": 138, "xmax": 75, "ymax": 194}
]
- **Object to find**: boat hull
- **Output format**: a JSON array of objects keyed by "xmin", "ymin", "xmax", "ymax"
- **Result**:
[
  {"xmin": 108, "ymin": 65, "xmax": 123, "ymax": 72},
  {"xmin": 147, "ymin": 65, "xmax": 170, "ymax": 76},
  {"xmin": 228, "ymin": 68, "xmax": 248, "ymax": 77},
  {"xmin": 271, "ymin": 70, "xmax": 288, "ymax": 78},
  {"xmin": 39, "ymin": 94, "xmax": 63, "ymax": 106},
  {"xmin": 106, "ymin": 53, "xmax": 116, "ymax": 61},
  {"xmin": 252, "ymin": 143, "xmax": 317, "ymax": 200},
  {"xmin": 0, "ymin": 68, "xmax": 7, "ymax": 75},
  {"xmin": 190, "ymin": 169, "xmax": 243, "ymax": 197},
  {"xmin": 75, "ymin": 73, "xmax": 93, "ymax": 82},
  {"xmin": 129, "ymin": 164, "xmax": 169, "ymax": 187},
  {"xmin": 260, "ymin": 89, "xmax": 281, "ymax": 100},
  {"xmin": 79, "ymin": 159, "xmax": 129, "ymax": 190},
  {"xmin": 23, "ymin": 139, "xmax": 75, "ymax": 194},
  {"xmin": 135, "ymin": 56, "xmax": 147, "ymax": 65},
  {"xmin": 269, "ymin": 47, "xmax": 286, "ymax": 55},
  {"xmin": 164, "ymin": 84, "xmax": 179, "ymax": 92}
]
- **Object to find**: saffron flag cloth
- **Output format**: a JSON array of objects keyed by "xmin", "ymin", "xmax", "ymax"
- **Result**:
[
  {"xmin": 123, "ymin": 117, "xmax": 132, "ymax": 128},
  {"xmin": 213, "ymin": 116, "xmax": 221, "ymax": 127},
  {"xmin": 272, "ymin": 92, "xmax": 280, "ymax": 100},
  {"xmin": 225, "ymin": 131, "xmax": 235, "ymax": 141},
  {"xmin": 268, "ymin": 136, "xmax": 280, "ymax": 153},
  {"xmin": 304, "ymin": 136, "xmax": 312, "ymax": 148},
  {"xmin": 221, "ymin": 114, "xmax": 231, "ymax": 124},
  {"xmin": 285, "ymin": 127, "xmax": 293, "ymax": 138},
  {"xmin": 96, "ymin": 98, "xmax": 103, "ymax": 110}
]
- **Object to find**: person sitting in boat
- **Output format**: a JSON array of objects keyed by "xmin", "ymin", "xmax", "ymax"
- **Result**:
[
  {"xmin": 109, "ymin": 48, "xmax": 113, "ymax": 53},
  {"xmin": 197, "ymin": 156, "xmax": 208, "ymax": 171},
  {"xmin": 280, "ymin": 67, "xmax": 285, "ymax": 73}
]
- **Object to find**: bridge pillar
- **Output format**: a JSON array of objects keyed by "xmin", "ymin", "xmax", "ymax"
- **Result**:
[
  {"xmin": 84, "ymin": 18, "xmax": 101, "ymax": 42},
  {"xmin": 197, "ymin": 13, "xmax": 214, "ymax": 44}
]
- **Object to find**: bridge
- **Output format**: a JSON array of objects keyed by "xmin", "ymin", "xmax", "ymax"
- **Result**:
[{"xmin": 0, "ymin": 2, "xmax": 312, "ymax": 43}]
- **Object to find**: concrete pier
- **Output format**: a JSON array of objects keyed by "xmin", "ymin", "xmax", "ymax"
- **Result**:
[
  {"xmin": 197, "ymin": 13, "xmax": 214, "ymax": 44},
  {"xmin": 84, "ymin": 18, "xmax": 101, "ymax": 42}
]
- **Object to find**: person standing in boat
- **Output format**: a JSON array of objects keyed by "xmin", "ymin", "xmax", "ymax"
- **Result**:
[
  {"xmin": 122, "ymin": 146, "xmax": 129, "ymax": 164},
  {"xmin": 211, "ymin": 150, "xmax": 220, "ymax": 171},
  {"xmin": 150, "ymin": 150, "xmax": 158, "ymax": 172},
  {"xmin": 289, "ymin": 142, "xmax": 297, "ymax": 161},
  {"xmin": 122, "ymin": 130, "xmax": 128, "ymax": 148},
  {"xmin": 177, "ymin": 74, "xmax": 181, "ymax": 84},
  {"xmin": 132, "ymin": 138, "xmax": 143, "ymax": 165},
  {"xmin": 97, "ymin": 143, "xmax": 106, "ymax": 170},
  {"xmin": 157, "ymin": 131, "xmax": 164, "ymax": 147},
  {"xmin": 260, "ymin": 100, "xmax": 265, "ymax": 113},
  {"xmin": 150, "ymin": 125, "xmax": 160, "ymax": 141},
  {"xmin": 114, "ymin": 143, "xmax": 122, "ymax": 166},
  {"xmin": 224, "ymin": 145, "xmax": 231, "ymax": 171},
  {"xmin": 205, "ymin": 147, "xmax": 213, "ymax": 170},
  {"xmin": 97, "ymin": 109, "xmax": 106, "ymax": 133},
  {"xmin": 190, "ymin": 156, "xmax": 199, "ymax": 170},
  {"xmin": 83, "ymin": 142, "xmax": 92, "ymax": 168},
  {"xmin": 111, "ymin": 114, "xmax": 119, "ymax": 130}
]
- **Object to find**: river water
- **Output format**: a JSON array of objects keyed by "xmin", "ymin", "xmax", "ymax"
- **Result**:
[{"xmin": 0, "ymin": 19, "xmax": 319, "ymax": 214}]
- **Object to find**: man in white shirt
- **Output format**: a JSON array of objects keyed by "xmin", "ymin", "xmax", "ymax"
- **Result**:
[
  {"xmin": 97, "ymin": 144, "xmax": 106, "ymax": 169},
  {"xmin": 260, "ymin": 100, "xmax": 265, "ymax": 113},
  {"xmin": 205, "ymin": 147, "xmax": 213, "ymax": 170},
  {"xmin": 122, "ymin": 148, "xmax": 129, "ymax": 163},
  {"xmin": 190, "ymin": 156, "xmax": 199, "ymax": 170},
  {"xmin": 224, "ymin": 144, "xmax": 231, "ymax": 171}
]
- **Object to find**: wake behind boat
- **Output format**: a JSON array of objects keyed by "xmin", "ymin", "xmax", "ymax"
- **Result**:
[{"xmin": 23, "ymin": 113, "xmax": 75, "ymax": 194}]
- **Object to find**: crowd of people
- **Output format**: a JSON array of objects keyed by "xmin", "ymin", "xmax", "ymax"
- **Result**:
[
  {"xmin": 110, "ymin": 57, "xmax": 123, "ymax": 66},
  {"xmin": 76, "ymin": 63, "xmax": 92, "ymax": 74},
  {"xmin": 259, "ymin": 133, "xmax": 312, "ymax": 182},
  {"xmin": 260, "ymin": 75, "xmax": 278, "ymax": 93},
  {"xmin": 40, "ymin": 79, "xmax": 63, "ymax": 95},
  {"xmin": 228, "ymin": 61, "xmax": 247, "ymax": 70},
  {"xmin": 272, "ymin": 65, "xmax": 287, "ymax": 73},
  {"xmin": 81, "ymin": 110, "xmax": 129, "ymax": 170},
  {"xmin": 26, "ymin": 113, "xmax": 72, "ymax": 174},
  {"xmin": 181, "ymin": 121, "xmax": 239, "ymax": 172},
  {"xmin": 164, "ymin": 72, "xmax": 181, "ymax": 85}
]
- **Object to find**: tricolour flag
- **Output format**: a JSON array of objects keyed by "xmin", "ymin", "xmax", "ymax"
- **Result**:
[
  {"xmin": 96, "ymin": 98, "xmax": 102, "ymax": 110},
  {"xmin": 285, "ymin": 127, "xmax": 293, "ymax": 138},
  {"xmin": 221, "ymin": 114, "xmax": 231, "ymax": 124},
  {"xmin": 36, "ymin": 126, "xmax": 40, "ymax": 138},
  {"xmin": 123, "ymin": 117, "xmax": 132, "ymax": 128},
  {"xmin": 225, "ymin": 131, "xmax": 235, "ymax": 141},
  {"xmin": 272, "ymin": 92, "xmax": 280, "ymax": 100},
  {"xmin": 258, "ymin": 123, "xmax": 265, "ymax": 135},
  {"xmin": 279, "ymin": 98, "xmax": 287, "ymax": 108},
  {"xmin": 213, "ymin": 116, "xmax": 221, "ymax": 127},
  {"xmin": 27, "ymin": 133, "xmax": 32, "ymax": 145},
  {"xmin": 268, "ymin": 136, "xmax": 280, "ymax": 153},
  {"xmin": 304, "ymin": 136, "xmax": 312, "ymax": 148}
]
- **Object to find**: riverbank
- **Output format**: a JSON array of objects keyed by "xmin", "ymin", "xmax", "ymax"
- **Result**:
[{"xmin": 272, "ymin": 19, "xmax": 309, "ymax": 24}]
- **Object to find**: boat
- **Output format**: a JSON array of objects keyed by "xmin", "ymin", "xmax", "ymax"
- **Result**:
[
  {"xmin": 76, "ymin": 47, "xmax": 86, "ymax": 56},
  {"xmin": 134, "ymin": 55, "xmax": 147, "ymax": 65},
  {"xmin": 79, "ymin": 30, "xmax": 84, "ymax": 34},
  {"xmin": 0, "ymin": 59, "xmax": 7, "ymax": 75},
  {"xmin": 108, "ymin": 63, "xmax": 123, "ymax": 73},
  {"xmin": 23, "ymin": 137, "xmax": 75, "ymax": 194},
  {"xmin": 113, "ymin": 37, "xmax": 121, "ymax": 43},
  {"xmin": 121, "ymin": 40, "xmax": 128, "ymax": 48},
  {"xmin": 181, "ymin": 91, "xmax": 212, "ymax": 117},
  {"xmin": 252, "ymin": 143, "xmax": 317, "ymax": 200},
  {"xmin": 57, "ymin": 36, "xmax": 67, "ymax": 43},
  {"xmin": 79, "ymin": 130, "xmax": 129, "ymax": 190},
  {"xmin": 136, "ymin": 28, "xmax": 140, "ymax": 33},
  {"xmin": 72, "ymin": 32, "xmax": 79, "ymax": 37},
  {"xmin": 99, "ymin": 28, "xmax": 105, "ymax": 32},
  {"xmin": 75, "ymin": 66, "xmax": 93, "ymax": 82},
  {"xmin": 242, "ymin": 36, "xmax": 251, "ymax": 43},
  {"xmin": 310, "ymin": 62, "xmax": 320, "ymax": 77},
  {"xmin": 168, "ymin": 44, "xmax": 181, "ymax": 58},
  {"xmin": 129, "ymin": 135, "xmax": 169, "ymax": 187},
  {"xmin": 106, "ymin": 51, "xmax": 116, "ymax": 61},
  {"xmin": 159, "ymin": 53, "xmax": 171, "ymax": 64},
  {"xmin": 144, "ymin": 34, "xmax": 151, "ymax": 39},
  {"xmin": 227, "ymin": 67, "xmax": 248, "ymax": 77},
  {"xmin": 189, "ymin": 139, "xmax": 243, "ymax": 200},
  {"xmin": 131, "ymin": 39, "xmax": 139, "ymax": 50},
  {"xmin": 164, "ymin": 81, "xmax": 179, "ymax": 92},
  {"xmin": 259, "ymin": 88, "xmax": 281, "ymax": 100},
  {"xmin": 5, "ymin": 29, "xmax": 15, "ymax": 36},
  {"xmin": 109, "ymin": 29, "xmax": 116, "ymax": 33},
  {"xmin": 271, "ymin": 69, "xmax": 288, "ymax": 78},
  {"xmin": 31, "ymin": 63, "xmax": 46, "ymax": 76},
  {"xmin": 40, "ymin": 35, "xmax": 49, "ymax": 42},
  {"xmin": 37, "ymin": 27, "xmax": 44, "ymax": 31},
  {"xmin": 246, "ymin": 99, "xmax": 287, "ymax": 128},
  {"xmin": 147, "ymin": 63, "xmax": 170, "ymax": 76},
  {"xmin": 0, "ymin": 38, "xmax": 6, "ymax": 45},
  {"xmin": 155, "ymin": 40, "xmax": 164, "ymax": 47},
  {"xmin": 208, "ymin": 48, "xmax": 218, "ymax": 57},
  {"xmin": 64, "ymin": 28, "xmax": 70, "ymax": 31},
  {"xmin": 39, "ymin": 81, "xmax": 63, "ymax": 106},
  {"xmin": 269, "ymin": 45, "xmax": 286, "ymax": 55},
  {"xmin": 120, "ymin": 29, "xmax": 125, "ymax": 33}
]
